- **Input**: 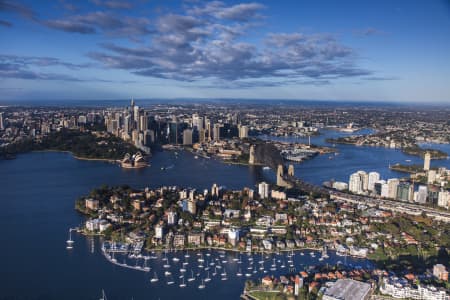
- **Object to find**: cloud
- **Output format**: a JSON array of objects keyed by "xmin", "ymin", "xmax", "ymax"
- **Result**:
[
  {"xmin": 1, "ymin": 1, "xmax": 375, "ymax": 87},
  {"xmin": 91, "ymin": 0, "xmax": 134, "ymax": 9},
  {"xmin": 42, "ymin": 11, "xmax": 151, "ymax": 38},
  {"xmin": 0, "ymin": 54, "xmax": 95, "ymax": 82},
  {"xmin": 89, "ymin": 27, "xmax": 370, "ymax": 84},
  {"xmin": 0, "ymin": 54, "xmax": 91, "ymax": 69},
  {"xmin": 0, "ymin": 0, "xmax": 35, "ymax": 19},
  {"xmin": 41, "ymin": 19, "xmax": 96, "ymax": 34},
  {"xmin": 362, "ymin": 76, "xmax": 399, "ymax": 81},
  {"xmin": 188, "ymin": 1, "xmax": 265, "ymax": 21},
  {"xmin": 0, "ymin": 19, "xmax": 12, "ymax": 27}
]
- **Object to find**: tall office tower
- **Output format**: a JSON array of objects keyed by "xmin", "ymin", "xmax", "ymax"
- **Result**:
[
  {"xmin": 124, "ymin": 115, "xmax": 131, "ymax": 133},
  {"xmin": 192, "ymin": 114, "xmax": 203, "ymax": 131},
  {"xmin": 139, "ymin": 114, "xmax": 148, "ymax": 132},
  {"xmin": 416, "ymin": 185, "xmax": 428, "ymax": 203},
  {"xmin": 424, "ymin": 151, "xmax": 431, "ymax": 171},
  {"xmin": 133, "ymin": 105, "xmax": 140, "ymax": 124},
  {"xmin": 258, "ymin": 182, "xmax": 270, "ymax": 199},
  {"xmin": 0, "ymin": 112, "xmax": 4, "ymax": 130},
  {"xmin": 368, "ymin": 172, "xmax": 380, "ymax": 192},
  {"xmin": 169, "ymin": 122, "xmax": 178, "ymax": 144},
  {"xmin": 183, "ymin": 129, "xmax": 193, "ymax": 145},
  {"xmin": 239, "ymin": 125, "xmax": 249, "ymax": 138},
  {"xmin": 213, "ymin": 123, "xmax": 221, "ymax": 141},
  {"xmin": 131, "ymin": 129, "xmax": 139, "ymax": 143},
  {"xmin": 387, "ymin": 178, "xmax": 400, "ymax": 199},
  {"xmin": 205, "ymin": 118, "xmax": 212, "ymax": 141},
  {"xmin": 199, "ymin": 128, "xmax": 206, "ymax": 143}
]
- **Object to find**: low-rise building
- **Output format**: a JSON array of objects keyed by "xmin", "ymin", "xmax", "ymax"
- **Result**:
[{"xmin": 323, "ymin": 279, "xmax": 371, "ymax": 300}]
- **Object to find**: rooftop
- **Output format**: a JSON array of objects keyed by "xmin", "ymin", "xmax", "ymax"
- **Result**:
[{"xmin": 323, "ymin": 279, "xmax": 371, "ymax": 300}]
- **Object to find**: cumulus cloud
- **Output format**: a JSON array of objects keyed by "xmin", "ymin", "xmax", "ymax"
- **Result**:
[
  {"xmin": 0, "ymin": 0, "xmax": 35, "ymax": 19},
  {"xmin": 42, "ymin": 11, "xmax": 151, "ymax": 38},
  {"xmin": 0, "ymin": 54, "xmax": 91, "ymax": 69},
  {"xmin": 87, "ymin": 1, "xmax": 371, "ymax": 84},
  {"xmin": 90, "ymin": 0, "xmax": 134, "ymax": 9},
  {"xmin": 0, "ymin": 19, "xmax": 12, "ymax": 27},
  {"xmin": 188, "ymin": 1, "xmax": 265, "ymax": 21},
  {"xmin": 0, "ymin": 54, "xmax": 93, "ymax": 81},
  {"xmin": 1, "ymin": 0, "xmax": 377, "ymax": 86}
]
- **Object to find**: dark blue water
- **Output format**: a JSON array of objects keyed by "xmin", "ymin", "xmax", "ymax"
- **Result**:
[
  {"xmin": 260, "ymin": 129, "xmax": 450, "ymax": 185},
  {"xmin": 1, "ymin": 134, "xmax": 448, "ymax": 299}
]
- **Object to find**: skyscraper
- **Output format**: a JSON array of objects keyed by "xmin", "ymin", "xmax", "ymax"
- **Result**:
[
  {"xmin": 387, "ymin": 178, "xmax": 400, "ymax": 199},
  {"xmin": 239, "ymin": 125, "xmax": 248, "ymax": 138},
  {"xmin": 192, "ymin": 114, "xmax": 203, "ymax": 131},
  {"xmin": 424, "ymin": 152, "xmax": 431, "ymax": 171},
  {"xmin": 416, "ymin": 185, "xmax": 428, "ymax": 203},
  {"xmin": 349, "ymin": 171, "xmax": 368, "ymax": 194},
  {"xmin": 368, "ymin": 172, "xmax": 380, "ymax": 192},
  {"xmin": 213, "ymin": 123, "xmax": 221, "ymax": 141},
  {"xmin": 397, "ymin": 182, "xmax": 413, "ymax": 201},
  {"xmin": 0, "ymin": 112, "xmax": 4, "ymax": 130},
  {"xmin": 183, "ymin": 129, "xmax": 193, "ymax": 145}
]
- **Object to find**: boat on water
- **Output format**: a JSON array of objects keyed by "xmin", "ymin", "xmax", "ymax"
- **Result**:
[
  {"xmin": 66, "ymin": 228, "xmax": 74, "ymax": 249},
  {"xmin": 198, "ymin": 279, "xmax": 205, "ymax": 289},
  {"xmin": 164, "ymin": 271, "xmax": 172, "ymax": 276},
  {"xmin": 150, "ymin": 272, "xmax": 159, "ymax": 283},
  {"xmin": 179, "ymin": 277, "xmax": 186, "ymax": 288},
  {"xmin": 187, "ymin": 270, "xmax": 195, "ymax": 282},
  {"xmin": 99, "ymin": 289, "xmax": 107, "ymax": 300},
  {"xmin": 204, "ymin": 271, "xmax": 211, "ymax": 282},
  {"xmin": 236, "ymin": 268, "xmax": 242, "ymax": 276}
]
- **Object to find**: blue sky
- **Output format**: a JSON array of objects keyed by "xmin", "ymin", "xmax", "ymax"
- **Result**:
[{"xmin": 1, "ymin": 0, "xmax": 450, "ymax": 103}]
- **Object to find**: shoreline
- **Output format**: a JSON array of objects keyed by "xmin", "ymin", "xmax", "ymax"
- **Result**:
[{"xmin": 32, "ymin": 149, "xmax": 119, "ymax": 163}]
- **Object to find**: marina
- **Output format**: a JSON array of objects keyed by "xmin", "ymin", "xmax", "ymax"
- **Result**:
[{"xmin": 69, "ymin": 239, "xmax": 374, "ymax": 292}]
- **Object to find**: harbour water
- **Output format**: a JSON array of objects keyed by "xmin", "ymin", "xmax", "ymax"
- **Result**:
[
  {"xmin": 1, "ymin": 129, "xmax": 449, "ymax": 299},
  {"xmin": 260, "ymin": 129, "xmax": 450, "ymax": 185}
]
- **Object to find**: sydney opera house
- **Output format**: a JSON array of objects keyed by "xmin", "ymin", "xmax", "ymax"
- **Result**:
[{"xmin": 120, "ymin": 152, "xmax": 147, "ymax": 169}]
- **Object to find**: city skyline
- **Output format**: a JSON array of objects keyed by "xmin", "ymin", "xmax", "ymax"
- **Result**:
[{"xmin": 1, "ymin": 0, "xmax": 450, "ymax": 103}]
